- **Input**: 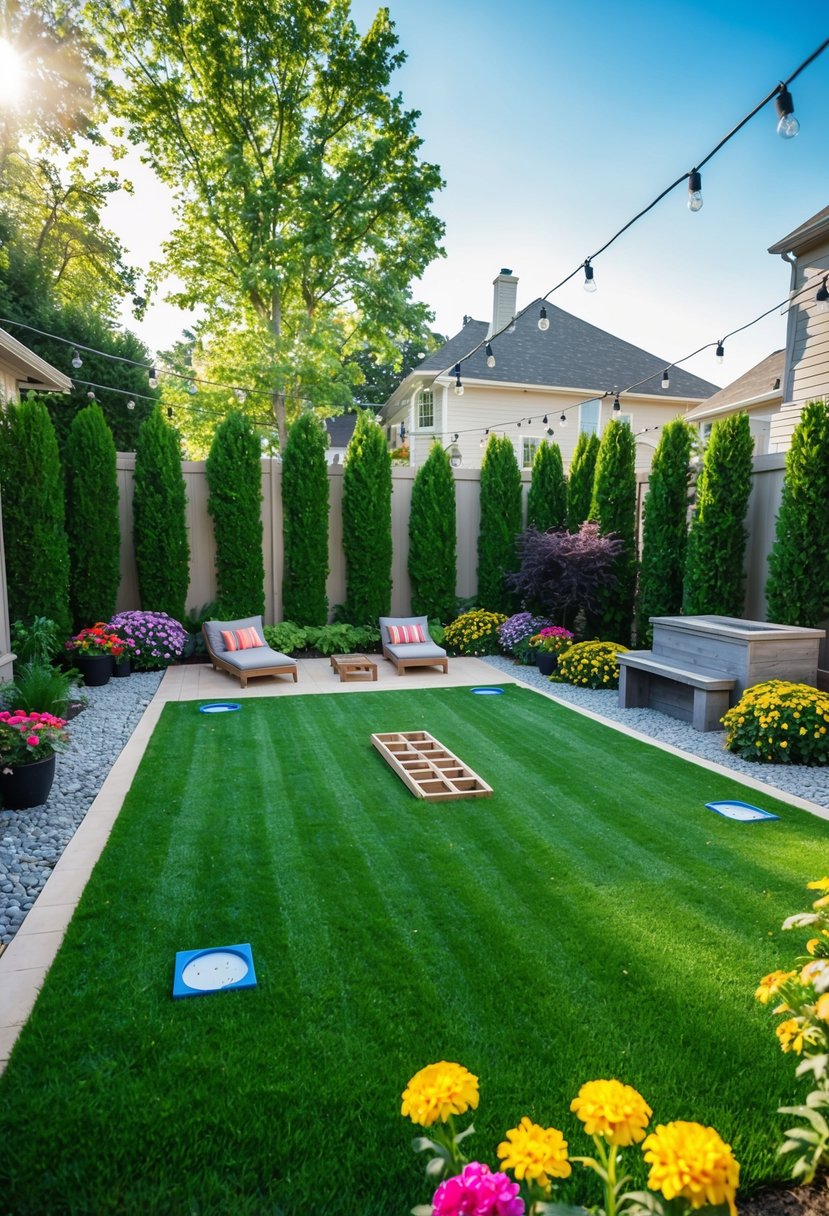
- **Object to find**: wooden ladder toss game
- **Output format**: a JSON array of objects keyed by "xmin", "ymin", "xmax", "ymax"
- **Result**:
[{"xmin": 371, "ymin": 731, "xmax": 492, "ymax": 802}]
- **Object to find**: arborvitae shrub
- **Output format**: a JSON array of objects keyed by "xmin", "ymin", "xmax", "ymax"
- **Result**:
[
  {"xmin": 636, "ymin": 418, "xmax": 694, "ymax": 646},
  {"xmin": 589, "ymin": 418, "xmax": 637, "ymax": 646},
  {"xmin": 282, "ymin": 412, "xmax": 329, "ymax": 625},
  {"xmin": 566, "ymin": 431, "xmax": 600, "ymax": 531},
  {"xmin": 132, "ymin": 406, "xmax": 190, "ymax": 621},
  {"xmin": 0, "ymin": 396, "xmax": 70, "ymax": 634},
  {"xmin": 683, "ymin": 412, "xmax": 753, "ymax": 617},
  {"xmin": 342, "ymin": 410, "xmax": 392, "ymax": 624},
  {"xmin": 765, "ymin": 399, "xmax": 829, "ymax": 627},
  {"xmin": 408, "ymin": 441, "xmax": 456, "ymax": 620},
  {"xmin": 64, "ymin": 403, "xmax": 120, "ymax": 628},
  {"xmin": 477, "ymin": 434, "xmax": 522, "ymax": 613},
  {"xmin": 527, "ymin": 439, "xmax": 567, "ymax": 532},
  {"xmin": 206, "ymin": 410, "xmax": 265, "ymax": 619}
]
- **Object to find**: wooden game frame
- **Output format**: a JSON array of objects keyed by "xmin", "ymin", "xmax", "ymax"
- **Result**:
[{"xmin": 371, "ymin": 731, "xmax": 492, "ymax": 801}]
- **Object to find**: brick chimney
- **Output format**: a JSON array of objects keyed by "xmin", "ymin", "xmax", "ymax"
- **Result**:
[{"xmin": 487, "ymin": 268, "xmax": 518, "ymax": 339}]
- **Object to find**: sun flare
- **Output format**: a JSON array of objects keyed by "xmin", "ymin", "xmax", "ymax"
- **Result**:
[{"xmin": 0, "ymin": 38, "xmax": 26, "ymax": 107}]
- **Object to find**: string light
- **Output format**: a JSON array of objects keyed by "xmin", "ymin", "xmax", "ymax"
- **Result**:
[
  {"xmin": 687, "ymin": 169, "xmax": 703, "ymax": 212},
  {"xmin": 661, "ymin": 369, "xmax": 670, "ymax": 389},
  {"xmin": 71, "ymin": 349, "xmax": 83, "ymax": 369},
  {"xmin": 613, "ymin": 395, "xmax": 621, "ymax": 412},
  {"xmin": 148, "ymin": 367, "xmax": 158, "ymax": 388},
  {"xmin": 542, "ymin": 415, "xmax": 548, "ymax": 424},
  {"xmin": 485, "ymin": 343, "xmax": 496, "ymax": 367},
  {"xmin": 453, "ymin": 364, "xmax": 464, "ymax": 396},
  {"xmin": 775, "ymin": 85, "xmax": 799, "ymax": 138},
  {"xmin": 538, "ymin": 306, "xmax": 550, "ymax": 331},
  {"xmin": 86, "ymin": 390, "xmax": 95, "ymax": 400},
  {"xmin": 559, "ymin": 413, "xmax": 567, "ymax": 427},
  {"xmin": 816, "ymin": 277, "xmax": 829, "ymax": 313},
  {"xmin": 127, "ymin": 400, "xmax": 135, "ymax": 410},
  {"xmin": 583, "ymin": 261, "xmax": 597, "ymax": 293},
  {"xmin": 715, "ymin": 340, "xmax": 725, "ymax": 363}
]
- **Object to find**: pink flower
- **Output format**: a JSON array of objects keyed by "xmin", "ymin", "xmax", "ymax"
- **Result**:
[
  {"xmin": 432, "ymin": 1163, "xmax": 525, "ymax": 1216},
  {"xmin": 26, "ymin": 735, "xmax": 40, "ymax": 747}
]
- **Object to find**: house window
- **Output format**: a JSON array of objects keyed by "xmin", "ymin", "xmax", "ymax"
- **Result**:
[
  {"xmin": 579, "ymin": 399, "xmax": 599, "ymax": 434},
  {"xmin": 700, "ymin": 421, "xmax": 713, "ymax": 443},
  {"xmin": 416, "ymin": 390, "xmax": 434, "ymax": 429},
  {"xmin": 522, "ymin": 438, "xmax": 540, "ymax": 468}
]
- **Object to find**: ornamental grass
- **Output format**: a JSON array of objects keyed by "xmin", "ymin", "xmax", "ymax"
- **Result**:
[{"xmin": 722, "ymin": 680, "xmax": 829, "ymax": 765}]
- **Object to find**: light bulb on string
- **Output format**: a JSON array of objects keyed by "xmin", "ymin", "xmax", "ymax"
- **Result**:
[
  {"xmin": 507, "ymin": 318, "xmax": 516, "ymax": 334},
  {"xmin": 86, "ymin": 390, "xmax": 95, "ymax": 400},
  {"xmin": 775, "ymin": 85, "xmax": 800, "ymax": 138},
  {"xmin": 188, "ymin": 381, "xmax": 198, "ymax": 395},
  {"xmin": 127, "ymin": 400, "xmax": 135, "ymax": 411},
  {"xmin": 661, "ymin": 369, "xmax": 670, "ymax": 390},
  {"xmin": 687, "ymin": 169, "xmax": 703, "ymax": 212},
  {"xmin": 715, "ymin": 340, "xmax": 725, "ymax": 363},
  {"xmin": 583, "ymin": 261, "xmax": 597, "ymax": 293},
  {"xmin": 148, "ymin": 367, "xmax": 158, "ymax": 388},
  {"xmin": 546, "ymin": 427, "xmax": 554, "ymax": 437},
  {"xmin": 538, "ymin": 306, "xmax": 550, "ymax": 331},
  {"xmin": 71, "ymin": 349, "xmax": 83, "ymax": 369},
  {"xmin": 485, "ymin": 343, "xmax": 496, "ymax": 368},
  {"xmin": 452, "ymin": 363, "xmax": 464, "ymax": 396},
  {"xmin": 167, "ymin": 406, "xmax": 174, "ymax": 419},
  {"xmin": 816, "ymin": 277, "xmax": 829, "ymax": 314},
  {"xmin": 613, "ymin": 395, "xmax": 621, "ymax": 413},
  {"xmin": 559, "ymin": 412, "xmax": 568, "ymax": 427},
  {"xmin": 542, "ymin": 415, "xmax": 548, "ymax": 424}
]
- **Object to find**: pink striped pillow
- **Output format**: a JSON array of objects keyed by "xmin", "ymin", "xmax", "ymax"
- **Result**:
[
  {"xmin": 221, "ymin": 627, "xmax": 264, "ymax": 652},
  {"xmin": 387, "ymin": 624, "xmax": 426, "ymax": 645}
]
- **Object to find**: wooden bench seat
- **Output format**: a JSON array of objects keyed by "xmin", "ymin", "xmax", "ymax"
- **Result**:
[{"xmin": 618, "ymin": 650, "xmax": 736, "ymax": 732}]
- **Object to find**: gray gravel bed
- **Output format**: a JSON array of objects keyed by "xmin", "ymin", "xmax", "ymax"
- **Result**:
[
  {"xmin": 0, "ymin": 672, "xmax": 163, "ymax": 947},
  {"xmin": 482, "ymin": 655, "xmax": 829, "ymax": 810}
]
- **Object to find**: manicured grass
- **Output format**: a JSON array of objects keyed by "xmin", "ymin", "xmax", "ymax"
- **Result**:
[{"xmin": 1, "ymin": 684, "xmax": 826, "ymax": 1215}]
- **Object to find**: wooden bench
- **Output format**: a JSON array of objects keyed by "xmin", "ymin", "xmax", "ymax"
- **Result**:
[{"xmin": 618, "ymin": 651, "xmax": 736, "ymax": 732}]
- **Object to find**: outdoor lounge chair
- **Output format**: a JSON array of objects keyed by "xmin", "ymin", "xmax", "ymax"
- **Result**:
[
  {"xmin": 202, "ymin": 615, "xmax": 298, "ymax": 689},
  {"xmin": 379, "ymin": 615, "xmax": 448, "ymax": 676}
]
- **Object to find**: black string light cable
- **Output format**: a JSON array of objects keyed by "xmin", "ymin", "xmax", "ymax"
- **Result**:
[{"xmin": 432, "ymin": 37, "xmax": 829, "ymax": 385}]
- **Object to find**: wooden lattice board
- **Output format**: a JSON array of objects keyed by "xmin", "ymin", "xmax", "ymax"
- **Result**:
[{"xmin": 371, "ymin": 731, "xmax": 492, "ymax": 802}]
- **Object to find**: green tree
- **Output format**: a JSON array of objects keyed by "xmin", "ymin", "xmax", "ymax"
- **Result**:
[
  {"xmin": 351, "ymin": 330, "xmax": 444, "ymax": 405},
  {"xmin": 64, "ymin": 402, "xmax": 120, "ymax": 628},
  {"xmin": 206, "ymin": 410, "xmax": 264, "ymax": 619},
  {"xmin": 282, "ymin": 412, "xmax": 329, "ymax": 625},
  {"xmin": 589, "ymin": 419, "xmax": 637, "ymax": 645},
  {"xmin": 477, "ymin": 434, "xmax": 522, "ymax": 613},
  {"xmin": 766, "ymin": 399, "xmax": 829, "ymax": 627},
  {"xmin": 342, "ymin": 410, "xmax": 392, "ymax": 623},
  {"xmin": 527, "ymin": 439, "xmax": 566, "ymax": 532},
  {"xmin": 567, "ymin": 431, "xmax": 600, "ymax": 531},
  {"xmin": 408, "ymin": 441, "xmax": 456, "ymax": 620},
  {"xmin": 0, "ymin": 395, "xmax": 70, "ymax": 634},
  {"xmin": 94, "ymin": 0, "xmax": 445, "ymax": 449},
  {"xmin": 683, "ymin": 412, "xmax": 754, "ymax": 617},
  {"xmin": 132, "ymin": 406, "xmax": 190, "ymax": 620},
  {"xmin": 636, "ymin": 418, "xmax": 694, "ymax": 646}
]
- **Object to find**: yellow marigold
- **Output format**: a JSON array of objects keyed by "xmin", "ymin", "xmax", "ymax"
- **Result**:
[
  {"xmin": 813, "ymin": 894, "xmax": 829, "ymax": 909},
  {"xmin": 400, "ymin": 1061, "xmax": 479, "ymax": 1127},
  {"xmin": 642, "ymin": 1121, "xmax": 739, "ymax": 1216},
  {"xmin": 754, "ymin": 970, "xmax": 797, "ymax": 1004},
  {"xmin": 570, "ymin": 1079, "xmax": 652, "ymax": 1146},
  {"xmin": 776, "ymin": 1017, "xmax": 807, "ymax": 1054},
  {"xmin": 808, "ymin": 877, "xmax": 829, "ymax": 892},
  {"xmin": 497, "ymin": 1116, "xmax": 571, "ymax": 1188}
]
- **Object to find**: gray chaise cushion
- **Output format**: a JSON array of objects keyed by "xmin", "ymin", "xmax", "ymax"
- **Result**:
[
  {"xmin": 378, "ymin": 615, "xmax": 447, "ymax": 659},
  {"xmin": 203, "ymin": 616, "xmax": 293, "ymax": 669}
]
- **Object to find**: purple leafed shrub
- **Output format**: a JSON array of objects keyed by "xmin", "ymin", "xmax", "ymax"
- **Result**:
[{"xmin": 507, "ymin": 524, "xmax": 624, "ymax": 629}]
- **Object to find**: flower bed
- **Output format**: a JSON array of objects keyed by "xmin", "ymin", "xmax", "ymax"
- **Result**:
[
  {"xmin": 444, "ymin": 610, "xmax": 507, "ymax": 657},
  {"xmin": 556, "ymin": 640, "xmax": 628, "ymax": 689},
  {"xmin": 722, "ymin": 680, "xmax": 829, "ymax": 765},
  {"xmin": 108, "ymin": 611, "xmax": 188, "ymax": 671}
]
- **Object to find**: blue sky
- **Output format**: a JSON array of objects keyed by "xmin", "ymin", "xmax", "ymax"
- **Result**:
[{"xmin": 112, "ymin": 1, "xmax": 829, "ymax": 389}]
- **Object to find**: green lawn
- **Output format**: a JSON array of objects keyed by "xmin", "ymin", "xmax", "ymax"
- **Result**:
[{"xmin": 0, "ymin": 684, "xmax": 826, "ymax": 1215}]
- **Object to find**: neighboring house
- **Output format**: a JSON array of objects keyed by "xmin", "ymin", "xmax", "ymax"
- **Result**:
[
  {"xmin": 683, "ymin": 350, "xmax": 785, "ymax": 456},
  {"xmin": 324, "ymin": 413, "xmax": 358, "ymax": 465},
  {"xmin": 380, "ymin": 270, "xmax": 719, "ymax": 473}
]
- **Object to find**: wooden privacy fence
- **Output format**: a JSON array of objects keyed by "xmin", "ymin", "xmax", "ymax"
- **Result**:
[{"xmin": 115, "ymin": 453, "xmax": 786, "ymax": 626}]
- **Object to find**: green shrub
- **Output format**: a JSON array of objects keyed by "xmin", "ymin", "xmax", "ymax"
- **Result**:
[
  {"xmin": 636, "ymin": 418, "xmax": 694, "ymax": 647},
  {"xmin": 443, "ymin": 609, "xmax": 506, "ymax": 656},
  {"xmin": 2, "ymin": 661, "xmax": 77, "ymax": 718},
  {"xmin": 10, "ymin": 617, "xmax": 62, "ymax": 666},
  {"xmin": 0, "ymin": 396, "xmax": 70, "ymax": 634},
  {"xmin": 263, "ymin": 622, "xmax": 309, "ymax": 655},
  {"xmin": 282, "ymin": 412, "xmax": 329, "ymax": 625},
  {"xmin": 305, "ymin": 623, "xmax": 379, "ymax": 655},
  {"xmin": 526, "ymin": 439, "xmax": 566, "ymax": 532},
  {"xmin": 683, "ymin": 413, "xmax": 753, "ymax": 616},
  {"xmin": 722, "ymin": 680, "xmax": 829, "ymax": 765},
  {"xmin": 765, "ymin": 399, "xmax": 829, "ymax": 627},
  {"xmin": 342, "ymin": 410, "xmax": 392, "ymax": 624},
  {"xmin": 556, "ymin": 639, "xmax": 628, "ymax": 689},
  {"xmin": 409, "ymin": 441, "xmax": 456, "ymax": 621},
  {"xmin": 566, "ymin": 431, "xmax": 600, "ymax": 532},
  {"xmin": 64, "ymin": 403, "xmax": 120, "ymax": 629},
  {"xmin": 589, "ymin": 418, "xmax": 637, "ymax": 646},
  {"xmin": 477, "ymin": 435, "xmax": 522, "ymax": 613},
  {"xmin": 206, "ymin": 410, "xmax": 265, "ymax": 620},
  {"xmin": 132, "ymin": 407, "xmax": 190, "ymax": 621}
]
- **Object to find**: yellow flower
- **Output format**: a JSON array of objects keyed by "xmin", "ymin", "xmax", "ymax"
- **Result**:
[
  {"xmin": 400, "ymin": 1061, "xmax": 479, "ymax": 1127},
  {"xmin": 816, "ymin": 994, "xmax": 829, "ymax": 1022},
  {"xmin": 754, "ymin": 970, "xmax": 796, "ymax": 1004},
  {"xmin": 776, "ymin": 1018, "xmax": 807, "ymax": 1054},
  {"xmin": 813, "ymin": 894, "xmax": 829, "ymax": 909},
  {"xmin": 642, "ymin": 1121, "xmax": 739, "ymax": 1216},
  {"xmin": 807, "ymin": 937, "xmax": 821, "ymax": 955},
  {"xmin": 807, "ymin": 877, "xmax": 829, "ymax": 892},
  {"xmin": 570, "ymin": 1079, "xmax": 652, "ymax": 1146},
  {"xmin": 497, "ymin": 1115, "xmax": 571, "ymax": 1187}
]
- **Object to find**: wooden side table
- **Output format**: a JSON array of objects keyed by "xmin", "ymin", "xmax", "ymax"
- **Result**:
[{"xmin": 330, "ymin": 653, "xmax": 378, "ymax": 682}]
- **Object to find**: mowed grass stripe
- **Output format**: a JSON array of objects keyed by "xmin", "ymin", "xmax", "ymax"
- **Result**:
[{"xmin": 0, "ymin": 685, "xmax": 826, "ymax": 1215}]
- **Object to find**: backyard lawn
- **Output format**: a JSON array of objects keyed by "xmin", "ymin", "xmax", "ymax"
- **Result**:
[{"xmin": 0, "ymin": 684, "xmax": 826, "ymax": 1215}]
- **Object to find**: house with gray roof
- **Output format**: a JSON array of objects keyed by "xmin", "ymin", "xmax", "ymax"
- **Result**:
[
  {"xmin": 683, "ymin": 350, "xmax": 785, "ymax": 455},
  {"xmin": 379, "ymin": 270, "xmax": 719, "ymax": 472}
]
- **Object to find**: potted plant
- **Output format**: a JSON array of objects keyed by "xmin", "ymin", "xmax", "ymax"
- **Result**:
[
  {"xmin": 528, "ymin": 626, "xmax": 574, "ymax": 676},
  {"xmin": 65, "ymin": 623, "xmax": 126, "ymax": 686},
  {"xmin": 0, "ymin": 709, "xmax": 70, "ymax": 809},
  {"xmin": 107, "ymin": 611, "xmax": 188, "ymax": 671}
]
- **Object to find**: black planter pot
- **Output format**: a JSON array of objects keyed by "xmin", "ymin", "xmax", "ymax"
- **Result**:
[
  {"xmin": 112, "ymin": 658, "xmax": 131, "ymax": 678},
  {"xmin": 75, "ymin": 654, "xmax": 113, "ymax": 687},
  {"xmin": 536, "ymin": 652, "xmax": 558, "ymax": 677},
  {"xmin": 0, "ymin": 752, "xmax": 57, "ymax": 810}
]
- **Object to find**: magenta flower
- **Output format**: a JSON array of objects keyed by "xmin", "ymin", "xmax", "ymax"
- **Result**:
[
  {"xmin": 26, "ymin": 735, "xmax": 40, "ymax": 747},
  {"xmin": 432, "ymin": 1162, "xmax": 525, "ymax": 1216}
]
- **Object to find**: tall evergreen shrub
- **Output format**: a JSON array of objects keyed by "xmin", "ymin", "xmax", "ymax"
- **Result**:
[
  {"xmin": 567, "ymin": 431, "xmax": 600, "ymax": 531},
  {"xmin": 683, "ymin": 412, "xmax": 753, "ymax": 617},
  {"xmin": 132, "ymin": 406, "xmax": 190, "ymax": 621},
  {"xmin": 281, "ymin": 412, "xmax": 329, "ymax": 625},
  {"xmin": 206, "ymin": 410, "xmax": 265, "ymax": 619},
  {"xmin": 64, "ymin": 403, "xmax": 120, "ymax": 628},
  {"xmin": 0, "ymin": 396, "xmax": 70, "ymax": 633},
  {"xmin": 766, "ymin": 399, "xmax": 829, "ymax": 626},
  {"xmin": 342, "ymin": 410, "xmax": 392, "ymax": 623},
  {"xmin": 636, "ymin": 418, "xmax": 694, "ymax": 646},
  {"xmin": 408, "ymin": 441, "xmax": 456, "ymax": 620},
  {"xmin": 526, "ymin": 439, "xmax": 567, "ymax": 532},
  {"xmin": 589, "ymin": 418, "xmax": 637, "ymax": 645},
  {"xmin": 477, "ymin": 434, "xmax": 522, "ymax": 613}
]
